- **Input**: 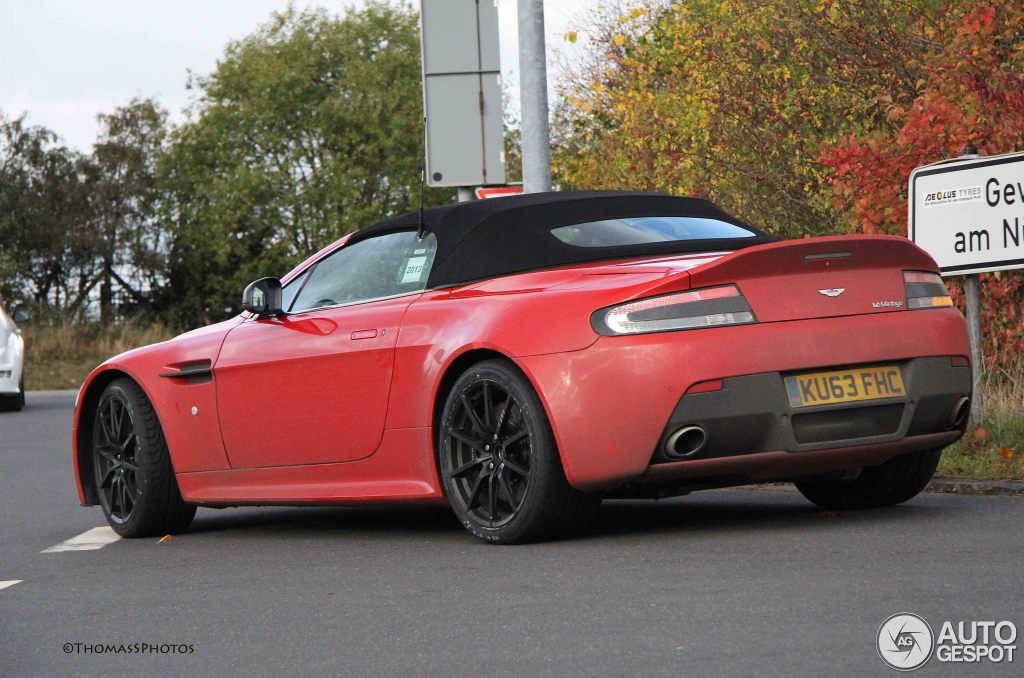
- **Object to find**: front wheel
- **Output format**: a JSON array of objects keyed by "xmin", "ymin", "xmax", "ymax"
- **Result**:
[
  {"xmin": 438, "ymin": 360, "xmax": 599, "ymax": 544},
  {"xmin": 794, "ymin": 448, "xmax": 942, "ymax": 510},
  {"xmin": 92, "ymin": 378, "xmax": 196, "ymax": 537}
]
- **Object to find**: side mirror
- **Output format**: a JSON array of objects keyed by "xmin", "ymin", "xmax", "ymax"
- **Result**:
[
  {"xmin": 12, "ymin": 305, "xmax": 29, "ymax": 324},
  {"xmin": 242, "ymin": 278, "xmax": 284, "ymax": 317}
]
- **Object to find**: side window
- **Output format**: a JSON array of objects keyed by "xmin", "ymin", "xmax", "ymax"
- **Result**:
[{"xmin": 290, "ymin": 231, "xmax": 437, "ymax": 313}]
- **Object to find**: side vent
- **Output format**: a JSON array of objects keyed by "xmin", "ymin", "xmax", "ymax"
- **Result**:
[{"xmin": 159, "ymin": 360, "xmax": 213, "ymax": 384}]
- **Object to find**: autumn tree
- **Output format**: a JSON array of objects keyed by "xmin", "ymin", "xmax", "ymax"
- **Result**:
[
  {"xmin": 556, "ymin": 0, "xmax": 1022, "ymax": 367},
  {"xmin": 554, "ymin": 0, "xmax": 956, "ymax": 237},
  {"xmin": 821, "ymin": 0, "xmax": 1024, "ymax": 366}
]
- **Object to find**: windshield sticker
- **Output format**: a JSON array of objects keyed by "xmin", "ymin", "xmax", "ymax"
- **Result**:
[{"xmin": 401, "ymin": 256, "xmax": 428, "ymax": 283}]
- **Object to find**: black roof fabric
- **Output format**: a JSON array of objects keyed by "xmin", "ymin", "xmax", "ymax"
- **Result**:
[{"xmin": 351, "ymin": 190, "xmax": 773, "ymax": 288}]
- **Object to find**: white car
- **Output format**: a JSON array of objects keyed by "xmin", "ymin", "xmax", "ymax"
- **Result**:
[{"xmin": 0, "ymin": 302, "xmax": 28, "ymax": 412}]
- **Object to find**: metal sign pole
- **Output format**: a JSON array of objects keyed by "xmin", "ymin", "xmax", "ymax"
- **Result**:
[
  {"xmin": 956, "ymin": 144, "xmax": 983, "ymax": 425},
  {"xmin": 517, "ymin": 0, "xmax": 552, "ymax": 193},
  {"xmin": 964, "ymin": 272, "xmax": 984, "ymax": 424}
]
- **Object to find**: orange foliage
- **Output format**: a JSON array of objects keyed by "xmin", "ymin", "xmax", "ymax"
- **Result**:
[{"xmin": 820, "ymin": 1, "xmax": 1024, "ymax": 368}]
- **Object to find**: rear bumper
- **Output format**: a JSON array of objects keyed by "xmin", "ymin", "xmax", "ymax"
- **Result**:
[
  {"xmin": 637, "ymin": 431, "xmax": 962, "ymax": 487},
  {"xmin": 518, "ymin": 308, "xmax": 970, "ymax": 491},
  {"xmin": 653, "ymin": 356, "xmax": 969, "ymax": 461}
]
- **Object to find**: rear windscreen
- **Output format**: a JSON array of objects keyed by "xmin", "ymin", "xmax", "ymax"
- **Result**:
[{"xmin": 550, "ymin": 216, "xmax": 757, "ymax": 247}]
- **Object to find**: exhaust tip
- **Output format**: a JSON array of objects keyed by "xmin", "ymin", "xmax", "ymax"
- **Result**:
[
  {"xmin": 949, "ymin": 396, "xmax": 971, "ymax": 430},
  {"xmin": 664, "ymin": 425, "xmax": 708, "ymax": 459}
]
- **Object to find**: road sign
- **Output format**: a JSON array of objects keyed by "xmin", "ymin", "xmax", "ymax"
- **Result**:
[
  {"xmin": 909, "ymin": 150, "xmax": 1024, "ymax": 276},
  {"xmin": 475, "ymin": 185, "xmax": 523, "ymax": 199},
  {"xmin": 420, "ymin": 0, "xmax": 505, "ymax": 188}
]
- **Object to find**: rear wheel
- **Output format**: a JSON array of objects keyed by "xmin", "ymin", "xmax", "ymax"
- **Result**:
[
  {"xmin": 794, "ymin": 448, "xmax": 941, "ymax": 510},
  {"xmin": 92, "ymin": 379, "xmax": 196, "ymax": 537},
  {"xmin": 438, "ymin": 360, "xmax": 599, "ymax": 544}
]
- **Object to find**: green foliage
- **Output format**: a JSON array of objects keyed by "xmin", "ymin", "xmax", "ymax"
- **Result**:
[
  {"xmin": 0, "ymin": 114, "xmax": 93, "ymax": 313},
  {"xmin": 0, "ymin": 101, "xmax": 173, "ymax": 322},
  {"xmin": 160, "ymin": 3, "xmax": 450, "ymax": 326},
  {"xmin": 89, "ymin": 99, "xmax": 169, "ymax": 322},
  {"xmin": 1, "ymin": 3, "xmax": 451, "ymax": 329}
]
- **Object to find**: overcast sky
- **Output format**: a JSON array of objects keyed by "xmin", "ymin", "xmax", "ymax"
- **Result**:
[{"xmin": 0, "ymin": 0, "xmax": 592, "ymax": 152}]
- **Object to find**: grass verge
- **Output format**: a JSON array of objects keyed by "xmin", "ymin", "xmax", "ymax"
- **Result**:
[
  {"xmin": 938, "ymin": 366, "xmax": 1024, "ymax": 480},
  {"xmin": 22, "ymin": 322, "xmax": 174, "ymax": 391}
]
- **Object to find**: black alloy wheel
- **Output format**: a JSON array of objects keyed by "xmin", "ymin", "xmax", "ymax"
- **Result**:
[
  {"xmin": 91, "ymin": 378, "xmax": 196, "ymax": 537},
  {"xmin": 439, "ymin": 360, "xmax": 599, "ymax": 544},
  {"xmin": 442, "ymin": 377, "xmax": 532, "ymax": 528},
  {"xmin": 93, "ymin": 389, "xmax": 140, "ymax": 525}
]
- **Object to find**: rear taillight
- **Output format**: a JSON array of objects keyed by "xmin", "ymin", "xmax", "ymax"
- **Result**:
[
  {"xmin": 903, "ymin": 271, "xmax": 953, "ymax": 310},
  {"xmin": 592, "ymin": 285, "xmax": 756, "ymax": 336}
]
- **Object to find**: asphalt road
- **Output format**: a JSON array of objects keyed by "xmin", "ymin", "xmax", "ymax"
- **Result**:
[{"xmin": 1, "ymin": 392, "xmax": 1021, "ymax": 677}]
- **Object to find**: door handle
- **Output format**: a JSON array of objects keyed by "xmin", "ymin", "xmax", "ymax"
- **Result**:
[{"xmin": 350, "ymin": 329, "xmax": 378, "ymax": 340}]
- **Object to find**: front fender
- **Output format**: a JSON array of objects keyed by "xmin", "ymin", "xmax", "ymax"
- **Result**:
[{"xmin": 73, "ymin": 317, "xmax": 242, "ymax": 504}]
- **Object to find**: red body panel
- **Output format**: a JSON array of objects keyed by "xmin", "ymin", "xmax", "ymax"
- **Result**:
[
  {"xmin": 72, "ymin": 234, "xmax": 970, "ymax": 505},
  {"xmin": 215, "ymin": 295, "xmax": 415, "ymax": 467},
  {"xmin": 176, "ymin": 427, "xmax": 444, "ymax": 503}
]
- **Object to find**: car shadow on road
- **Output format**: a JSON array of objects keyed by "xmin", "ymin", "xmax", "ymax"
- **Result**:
[
  {"xmin": 182, "ymin": 489, "xmax": 949, "ymax": 542},
  {"xmin": 587, "ymin": 494, "xmax": 942, "ymax": 540},
  {"xmin": 187, "ymin": 505, "xmax": 465, "ymax": 539}
]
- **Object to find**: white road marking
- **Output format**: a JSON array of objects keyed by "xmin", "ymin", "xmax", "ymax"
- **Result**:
[
  {"xmin": 0, "ymin": 580, "xmax": 23, "ymax": 591},
  {"xmin": 41, "ymin": 526, "xmax": 121, "ymax": 553}
]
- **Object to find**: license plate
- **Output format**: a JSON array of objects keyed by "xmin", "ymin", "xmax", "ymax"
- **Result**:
[{"xmin": 785, "ymin": 366, "xmax": 905, "ymax": 408}]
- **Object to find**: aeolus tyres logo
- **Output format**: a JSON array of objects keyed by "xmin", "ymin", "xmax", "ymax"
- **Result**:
[
  {"xmin": 922, "ymin": 184, "xmax": 983, "ymax": 208},
  {"xmin": 878, "ymin": 613, "xmax": 934, "ymax": 671}
]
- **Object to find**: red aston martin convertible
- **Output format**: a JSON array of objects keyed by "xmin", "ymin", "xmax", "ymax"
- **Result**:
[{"xmin": 73, "ymin": 191, "xmax": 971, "ymax": 543}]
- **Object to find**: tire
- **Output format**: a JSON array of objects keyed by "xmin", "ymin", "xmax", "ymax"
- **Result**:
[
  {"xmin": 794, "ymin": 448, "xmax": 942, "ymax": 510},
  {"xmin": 0, "ymin": 378, "xmax": 23, "ymax": 412},
  {"xmin": 92, "ymin": 378, "xmax": 196, "ymax": 537},
  {"xmin": 437, "ymin": 359, "xmax": 599, "ymax": 544}
]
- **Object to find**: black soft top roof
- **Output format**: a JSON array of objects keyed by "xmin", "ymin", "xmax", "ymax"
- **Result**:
[{"xmin": 351, "ymin": 190, "xmax": 772, "ymax": 288}]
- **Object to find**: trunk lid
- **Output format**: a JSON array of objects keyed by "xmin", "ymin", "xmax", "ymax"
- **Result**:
[{"xmin": 683, "ymin": 235, "xmax": 938, "ymax": 323}]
